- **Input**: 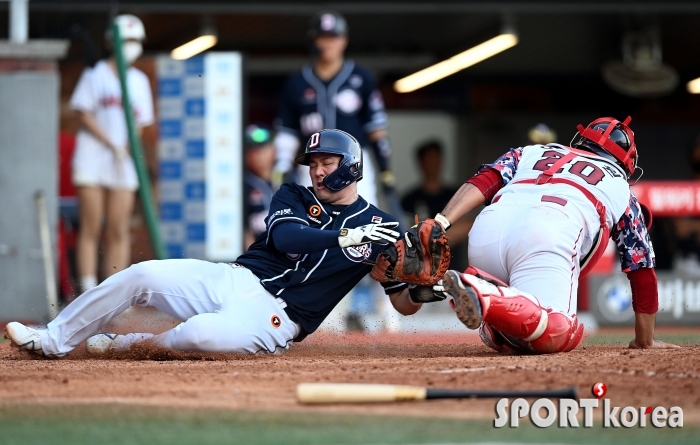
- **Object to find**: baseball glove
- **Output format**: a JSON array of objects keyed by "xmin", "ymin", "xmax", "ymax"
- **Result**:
[{"xmin": 370, "ymin": 218, "xmax": 451, "ymax": 286}]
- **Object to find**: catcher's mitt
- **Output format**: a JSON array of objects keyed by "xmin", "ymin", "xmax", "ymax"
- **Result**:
[{"xmin": 370, "ymin": 218, "xmax": 451, "ymax": 285}]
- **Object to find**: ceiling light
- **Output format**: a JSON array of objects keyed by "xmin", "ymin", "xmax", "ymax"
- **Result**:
[
  {"xmin": 171, "ymin": 34, "xmax": 217, "ymax": 60},
  {"xmin": 687, "ymin": 77, "xmax": 700, "ymax": 94},
  {"xmin": 394, "ymin": 32, "xmax": 518, "ymax": 93}
]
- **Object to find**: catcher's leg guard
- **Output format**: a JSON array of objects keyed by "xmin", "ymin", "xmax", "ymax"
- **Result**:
[
  {"xmin": 444, "ymin": 271, "xmax": 583, "ymax": 353},
  {"xmin": 529, "ymin": 312, "xmax": 584, "ymax": 353}
]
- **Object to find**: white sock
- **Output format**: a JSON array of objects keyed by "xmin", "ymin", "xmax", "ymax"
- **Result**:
[
  {"xmin": 113, "ymin": 333, "xmax": 155, "ymax": 351},
  {"xmin": 80, "ymin": 276, "xmax": 98, "ymax": 293}
]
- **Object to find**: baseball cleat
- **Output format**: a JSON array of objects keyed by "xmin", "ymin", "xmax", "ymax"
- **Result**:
[
  {"xmin": 85, "ymin": 332, "xmax": 120, "ymax": 355},
  {"xmin": 4, "ymin": 322, "xmax": 45, "ymax": 356},
  {"xmin": 443, "ymin": 270, "xmax": 483, "ymax": 330}
]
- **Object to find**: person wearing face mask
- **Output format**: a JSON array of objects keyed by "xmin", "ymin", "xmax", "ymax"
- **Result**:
[{"xmin": 69, "ymin": 14, "xmax": 154, "ymax": 293}]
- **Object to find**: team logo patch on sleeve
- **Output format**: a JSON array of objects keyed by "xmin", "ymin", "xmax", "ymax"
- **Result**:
[
  {"xmin": 371, "ymin": 215, "xmax": 383, "ymax": 223},
  {"xmin": 343, "ymin": 244, "xmax": 373, "ymax": 262},
  {"xmin": 308, "ymin": 204, "xmax": 322, "ymax": 217}
]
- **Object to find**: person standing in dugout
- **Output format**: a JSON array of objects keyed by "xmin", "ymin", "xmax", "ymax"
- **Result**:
[
  {"xmin": 243, "ymin": 124, "xmax": 276, "ymax": 249},
  {"xmin": 421, "ymin": 117, "xmax": 680, "ymax": 353},
  {"xmin": 4, "ymin": 130, "xmax": 427, "ymax": 357},
  {"xmin": 273, "ymin": 11, "xmax": 395, "ymax": 207},
  {"xmin": 69, "ymin": 15, "xmax": 154, "ymax": 293}
]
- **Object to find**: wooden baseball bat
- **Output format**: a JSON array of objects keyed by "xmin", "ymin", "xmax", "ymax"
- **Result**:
[{"xmin": 297, "ymin": 383, "xmax": 578, "ymax": 404}]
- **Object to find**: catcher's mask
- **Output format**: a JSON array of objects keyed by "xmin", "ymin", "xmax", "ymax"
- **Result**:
[
  {"xmin": 571, "ymin": 116, "xmax": 638, "ymax": 178},
  {"xmin": 296, "ymin": 129, "xmax": 363, "ymax": 192}
]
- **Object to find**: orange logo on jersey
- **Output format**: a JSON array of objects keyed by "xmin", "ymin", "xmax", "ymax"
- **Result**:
[
  {"xmin": 271, "ymin": 315, "xmax": 282, "ymax": 328},
  {"xmin": 308, "ymin": 204, "xmax": 322, "ymax": 218}
]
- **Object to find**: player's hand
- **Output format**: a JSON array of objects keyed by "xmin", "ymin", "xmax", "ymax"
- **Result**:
[
  {"xmin": 628, "ymin": 338, "xmax": 681, "ymax": 349},
  {"xmin": 108, "ymin": 142, "xmax": 127, "ymax": 160},
  {"xmin": 338, "ymin": 222, "xmax": 400, "ymax": 248},
  {"xmin": 381, "ymin": 170, "xmax": 396, "ymax": 192},
  {"xmin": 408, "ymin": 280, "xmax": 448, "ymax": 304}
]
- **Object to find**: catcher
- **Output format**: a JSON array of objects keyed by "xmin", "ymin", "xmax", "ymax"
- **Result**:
[{"xmin": 411, "ymin": 117, "xmax": 679, "ymax": 353}]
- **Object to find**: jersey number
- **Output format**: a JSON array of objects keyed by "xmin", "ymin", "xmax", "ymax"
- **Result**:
[{"xmin": 533, "ymin": 150, "xmax": 605, "ymax": 185}]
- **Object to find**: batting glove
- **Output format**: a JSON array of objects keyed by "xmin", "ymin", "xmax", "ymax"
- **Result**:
[{"xmin": 338, "ymin": 222, "xmax": 400, "ymax": 248}]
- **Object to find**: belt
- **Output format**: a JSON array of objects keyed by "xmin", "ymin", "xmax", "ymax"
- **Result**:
[
  {"xmin": 276, "ymin": 297, "xmax": 305, "ymax": 341},
  {"xmin": 491, "ymin": 194, "xmax": 568, "ymax": 206}
]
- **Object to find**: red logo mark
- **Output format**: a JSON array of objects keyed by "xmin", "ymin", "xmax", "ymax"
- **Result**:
[
  {"xmin": 308, "ymin": 204, "xmax": 322, "ymax": 217},
  {"xmin": 591, "ymin": 382, "xmax": 607, "ymax": 399},
  {"xmin": 271, "ymin": 315, "xmax": 281, "ymax": 328},
  {"xmin": 645, "ymin": 406, "xmax": 653, "ymax": 415}
]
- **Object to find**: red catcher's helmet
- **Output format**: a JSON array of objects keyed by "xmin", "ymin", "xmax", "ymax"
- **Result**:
[{"xmin": 573, "ymin": 116, "xmax": 637, "ymax": 176}]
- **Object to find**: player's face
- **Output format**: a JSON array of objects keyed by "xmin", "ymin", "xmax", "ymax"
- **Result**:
[
  {"xmin": 420, "ymin": 148, "xmax": 442, "ymax": 180},
  {"xmin": 245, "ymin": 144, "xmax": 275, "ymax": 179},
  {"xmin": 308, "ymin": 153, "xmax": 344, "ymax": 201},
  {"xmin": 314, "ymin": 35, "xmax": 347, "ymax": 62}
]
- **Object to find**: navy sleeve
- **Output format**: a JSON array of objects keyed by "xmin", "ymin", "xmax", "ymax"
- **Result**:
[
  {"xmin": 275, "ymin": 76, "xmax": 301, "ymax": 135},
  {"xmin": 265, "ymin": 184, "xmax": 310, "ymax": 246},
  {"xmin": 359, "ymin": 68, "xmax": 388, "ymax": 133},
  {"xmin": 271, "ymin": 223, "xmax": 339, "ymax": 254}
]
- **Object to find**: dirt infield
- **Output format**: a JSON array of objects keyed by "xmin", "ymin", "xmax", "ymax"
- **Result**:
[{"xmin": 1, "ymin": 330, "xmax": 699, "ymax": 424}]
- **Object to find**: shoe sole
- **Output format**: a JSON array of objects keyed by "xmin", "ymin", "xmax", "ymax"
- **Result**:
[{"xmin": 443, "ymin": 270, "xmax": 483, "ymax": 329}]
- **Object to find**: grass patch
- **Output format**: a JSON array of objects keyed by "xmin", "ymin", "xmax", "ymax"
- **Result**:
[{"xmin": 0, "ymin": 404, "xmax": 695, "ymax": 445}]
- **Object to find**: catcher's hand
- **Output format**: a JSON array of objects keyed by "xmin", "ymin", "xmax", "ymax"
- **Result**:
[
  {"xmin": 370, "ymin": 218, "xmax": 451, "ymax": 285},
  {"xmin": 338, "ymin": 222, "xmax": 400, "ymax": 248},
  {"xmin": 408, "ymin": 279, "xmax": 448, "ymax": 304}
]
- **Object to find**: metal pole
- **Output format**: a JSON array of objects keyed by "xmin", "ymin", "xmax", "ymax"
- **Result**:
[
  {"xmin": 112, "ymin": 22, "xmax": 168, "ymax": 259},
  {"xmin": 9, "ymin": 0, "xmax": 29, "ymax": 43},
  {"xmin": 35, "ymin": 190, "xmax": 59, "ymax": 319}
]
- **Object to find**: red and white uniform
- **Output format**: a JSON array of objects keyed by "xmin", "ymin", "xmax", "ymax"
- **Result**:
[
  {"xmin": 70, "ymin": 60, "xmax": 154, "ymax": 191},
  {"xmin": 465, "ymin": 143, "xmax": 655, "ymax": 352}
]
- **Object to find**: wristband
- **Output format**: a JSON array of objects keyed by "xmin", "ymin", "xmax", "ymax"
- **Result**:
[{"xmin": 434, "ymin": 213, "xmax": 451, "ymax": 231}]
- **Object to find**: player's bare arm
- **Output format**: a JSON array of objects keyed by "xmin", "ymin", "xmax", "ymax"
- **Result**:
[
  {"xmin": 75, "ymin": 110, "xmax": 122, "ymax": 154},
  {"xmin": 438, "ymin": 183, "xmax": 486, "ymax": 229},
  {"xmin": 388, "ymin": 289, "xmax": 422, "ymax": 316},
  {"xmin": 629, "ymin": 313, "xmax": 680, "ymax": 349}
]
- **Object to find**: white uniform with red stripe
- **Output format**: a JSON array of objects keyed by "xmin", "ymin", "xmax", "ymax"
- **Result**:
[{"xmin": 466, "ymin": 143, "xmax": 633, "ymax": 352}]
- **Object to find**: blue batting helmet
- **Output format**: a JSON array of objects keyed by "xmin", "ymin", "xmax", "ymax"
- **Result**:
[{"xmin": 295, "ymin": 129, "xmax": 362, "ymax": 191}]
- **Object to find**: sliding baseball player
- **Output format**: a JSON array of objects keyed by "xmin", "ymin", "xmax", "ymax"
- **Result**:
[{"xmin": 5, "ymin": 130, "xmax": 425, "ymax": 357}]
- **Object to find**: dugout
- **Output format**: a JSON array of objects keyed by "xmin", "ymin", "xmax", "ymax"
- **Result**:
[{"xmin": 3, "ymin": 1, "xmax": 700, "ymax": 327}]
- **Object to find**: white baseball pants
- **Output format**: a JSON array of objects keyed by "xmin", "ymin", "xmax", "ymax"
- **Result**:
[
  {"xmin": 39, "ymin": 260, "xmax": 300, "ymax": 357},
  {"xmin": 467, "ymin": 193, "xmax": 585, "ymax": 315}
]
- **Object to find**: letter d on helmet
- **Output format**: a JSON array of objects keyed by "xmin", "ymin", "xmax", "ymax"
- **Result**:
[{"xmin": 296, "ymin": 129, "xmax": 363, "ymax": 191}]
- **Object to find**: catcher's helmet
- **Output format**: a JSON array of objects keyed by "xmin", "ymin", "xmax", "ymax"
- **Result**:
[
  {"xmin": 308, "ymin": 11, "xmax": 348, "ymax": 39},
  {"xmin": 572, "ymin": 116, "xmax": 637, "ymax": 176},
  {"xmin": 296, "ymin": 129, "xmax": 362, "ymax": 192}
]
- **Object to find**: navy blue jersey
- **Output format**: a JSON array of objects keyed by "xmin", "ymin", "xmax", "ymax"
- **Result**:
[
  {"xmin": 243, "ymin": 172, "xmax": 274, "ymax": 238},
  {"xmin": 275, "ymin": 60, "xmax": 387, "ymax": 148},
  {"xmin": 236, "ymin": 183, "xmax": 406, "ymax": 336}
]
